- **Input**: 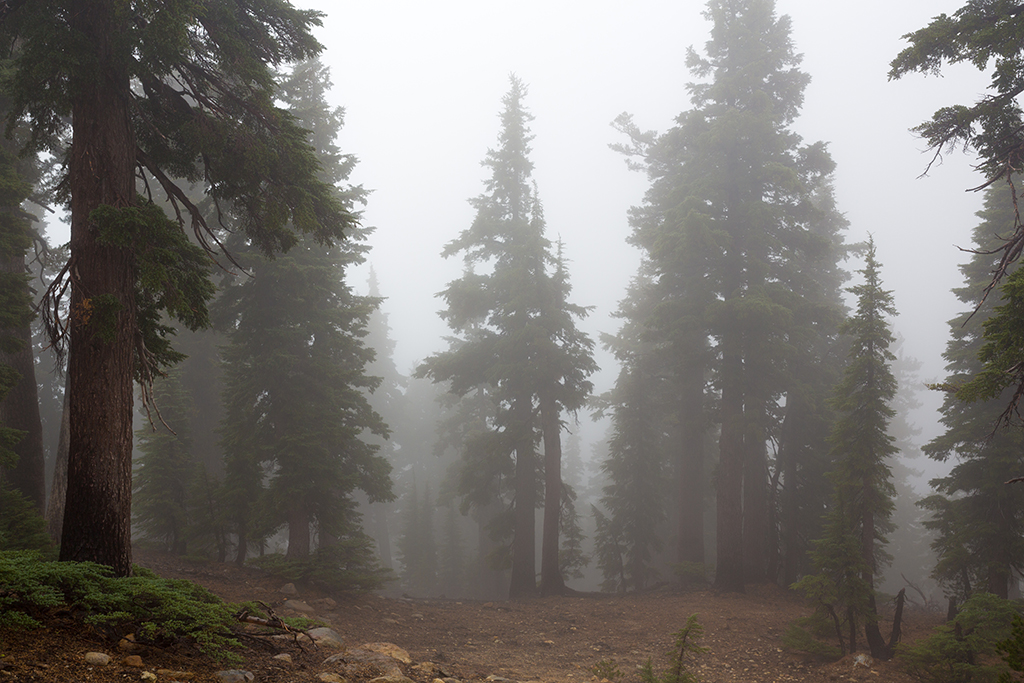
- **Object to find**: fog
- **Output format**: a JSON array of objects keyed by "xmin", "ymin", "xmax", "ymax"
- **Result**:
[{"xmin": 289, "ymin": 0, "xmax": 989, "ymax": 481}]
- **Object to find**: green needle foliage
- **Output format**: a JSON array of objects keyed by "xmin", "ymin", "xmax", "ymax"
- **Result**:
[
  {"xmin": 640, "ymin": 614, "xmax": 708, "ymax": 683},
  {"xmin": 0, "ymin": 551, "xmax": 246, "ymax": 661}
]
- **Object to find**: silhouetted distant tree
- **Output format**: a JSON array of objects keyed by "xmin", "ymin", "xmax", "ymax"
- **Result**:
[
  {"xmin": 798, "ymin": 240, "xmax": 899, "ymax": 660},
  {"xmin": 614, "ymin": 0, "xmax": 848, "ymax": 592},
  {"xmin": 418, "ymin": 76, "xmax": 595, "ymax": 598},
  {"xmin": 216, "ymin": 61, "xmax": 392, "ymax": 570}
]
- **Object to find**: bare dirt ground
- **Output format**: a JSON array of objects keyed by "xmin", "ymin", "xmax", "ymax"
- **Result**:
[{"xmin": 0, "ymin": 550, "xmax": 944, "ymax": 683}]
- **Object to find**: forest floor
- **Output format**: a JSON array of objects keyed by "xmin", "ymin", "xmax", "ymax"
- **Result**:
[{"xmin": 0, "ymin": 549, "xmax": 945, "ymax": 683}]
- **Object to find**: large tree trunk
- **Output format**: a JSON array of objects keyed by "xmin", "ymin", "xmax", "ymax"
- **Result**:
[
  {"xmin": 45, "ymin": 384, "xmax": 70, "ymax": 544},
  {"xmin": 0, "ymin": 256, "xmax": 46, "ymax": 513},
  {"xmin": 58, "ymin": 0, "xmax": 138, "ymax": 577},
  {"xmin": 677, "ymin": 367, "xmax": 705, "ymax": 573},
  {"xmin": 509, "ymin": 397, "xmax": 537, "ymax": 598},
  {"xmin": 742, "ymin": 426, "xmax": 768, "ymax": 583},
  {"xmin": 862, "ymin": 499, "xmax": 888, "ymax": 659},
  {"xmin": 539, "ymin": 390, "xmax": 564, "ymax": 596},
  {"xmin": 715, "ymin": 343, "xmax": 745, "ymax": 593},
  {"xmin": 777, "ymin": 392, "xmax": 802, "ymax": 587},
  {"xmin": 285, "ymin": 503, "xmax": 310, "ymax": 559}
]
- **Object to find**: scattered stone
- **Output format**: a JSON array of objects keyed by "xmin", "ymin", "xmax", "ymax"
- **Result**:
[
  {"xmin": 317, "ymin": 674, "xmax": 347, "ymax": 683},
  {"xmin": 84, "ymin": 652, "xmax": 111, "ymax": 666},
  {"xmin": 321, "ymin": 597, "xmax": 338, "ymax": 609},
  {"xmin": 541, "ymin": 640, "xmax": 555, "ymax": 646},
  {"xmin": 486, "ymin": 676, "xmax": 511, "ymax": 682},
  {"xmin": 273, "ymin": 653, "xmax": 293, "ymax": 664},
  {"xmin": 140, "ymin": 673, "xmax": 157, "ymax": 682},
  {"xmin": 280, "ymin": 582, "xmax": 298, "ymax": 596},
  {"xmin": 413, "ymin": 662, "xmax": 444, "ymax": 677},
  {"xmin": 283, "ymin": 599, "xmax": 317, "ymax": 615},
  {"xmin": 382, "ymin": 618, "xmax": 400, "ymax": 625},
  {"xmin": 411, "ymin": 613, "xmax": 425, "ymax": 620},
  {"xmin": 368, "ymin": 676, "xmax": 414, "ymax": 683},
  {"xmin": 442, "ymin": 678, "xmax": 461, "ymax": 683},
  {"xmin": 362, "ymin": 642, "xmax": 412, "ymax": 665},
  {"xmin": 853, "ymin": 654, "xmax": 872, "ymax": 668},
  {"xmin": 156, "ymin": 669, "xmax": 193, "ymax": 679},
  {"xmin": 122, "ymin": 655, "xmax": 144, "ymax": 667},
  {"xmin": 308, "ymin": 627, "xmax": 344, "ymax": 648},
  {"xmin": 118, "ymin": 634, "xmax": 140, "ymax": 651},
  {"xmin": 214, "ymin": 670, "xmax": 254, "ymax": 683}
]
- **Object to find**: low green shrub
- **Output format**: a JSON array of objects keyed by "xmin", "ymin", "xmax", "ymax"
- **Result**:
[
  {"xmin": 640, "ymin": 614, "xmax": 708, "ymax": 683},
  {"xmin": 591, "ymin": 658, "xmax": 623, "ymax": 681},
  {"xmin": 249, "ymin": 543, "xmax": 394, "ymax": 592},
  {"xmin": 0, "ymin": 551, "xmax": 245, "ymax": 660},
  {"xmin": 899, "ymin": 592, "xmax": 1020, "ymax": 683},
  {"xmin": 782, "ymin": 612, "xmax": 844, "ymax": 661}
]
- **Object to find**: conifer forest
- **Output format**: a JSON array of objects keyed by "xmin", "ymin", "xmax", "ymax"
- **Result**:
[{"xmin": 9, "ymin": 0, "xmax": 1024, "ymax": 671}]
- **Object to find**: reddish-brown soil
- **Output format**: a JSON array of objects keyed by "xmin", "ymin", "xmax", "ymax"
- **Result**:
[{"xmin": 0, "ymin": 550, "xmax": 944, "ymax": 683}]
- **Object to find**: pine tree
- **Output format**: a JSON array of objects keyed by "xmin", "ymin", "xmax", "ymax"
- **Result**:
[
  {"xmin": 132, "ymin": 370, "xmax": 195, "ymax": 554},
  {"xmin": 614, "ymin": 0, "xmax": 847, "ymax": 591},
  {"xmin": 3, "ymin": 0, "xmax": 353, "ymax": 574},
  {"xmin": 216, "ymin": 61, "xmax": 392, "ymax": 570},
  {"xmin": 593, "ymin": 264, "xmax": 671, "ymax": 591},
  {"xmin": 798, "ymin": 239, "xmax": 899, "ymax": 660},
  {"xmin": 396, "ymin": 479, "xmax": 438, "ymax": 597},
  {"xmin": 922, "ymin": 183, "xmax": 1024, "ymax": 602},
  {"xmin": 417, "ymin": 76, "xmax": 595, "ymax": 598}
]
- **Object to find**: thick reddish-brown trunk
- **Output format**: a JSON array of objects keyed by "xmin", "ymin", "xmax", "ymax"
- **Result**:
[
  {"xmin": 286, "ymin": 503, "xmax": 311, "ymax": 559},
  {"xmin": 0, "ymin": 255, "xmax": 46, "ymax": 513},
  {"xmin": 539, "ymin": 391, "xmax": 564, "ymax": 596},
  {"xmin": 58, "ymin": 0, "xmax": 137, "ymax": 577}
]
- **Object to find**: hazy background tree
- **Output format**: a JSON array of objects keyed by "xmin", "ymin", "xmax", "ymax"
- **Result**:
[
  {"xmin": 798, "ymin": 240, "xmax": 899, "ymax": 660},
  {"xmin": 922, "ymin": 183, "xmax": 1024, "ymax": 604},
  {"xmin": 418, "ymin": 76, "xmax": 595, "ymax": 598}
]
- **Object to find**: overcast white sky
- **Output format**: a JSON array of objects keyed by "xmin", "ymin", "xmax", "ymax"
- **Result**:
[{"xmin": 293, "ymin": 0, "xmax": 990, "ymax": 466}]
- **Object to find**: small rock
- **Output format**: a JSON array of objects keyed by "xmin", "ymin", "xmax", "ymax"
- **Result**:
[
  {"xmin": 321, "ymin": 597, "xmax": 338, "ymax": 609},
  {"xmin": 273, "ymin": 653, "xmax": 293, "ymax": 664},
  {"xmin": 84, "ymin": 652, "xmax": 111, "ymax": 666},
  {"xmin": 214, "ymin": 670, "xmax": 254, "ymax": 683},
  {"xmin": 118, "ymin": 634, "xmax": 140, "ymax": 651},
  {"xmin": 411, "ymin": 613, "xmax": 425, "ymax": 620},
  {"xmin": 122, "ymin": 655, "xmax": 144, "ymax": 667},
  {"xmin": 368, "ymin": 676, "xmax": 414, "ymax": 683},
  {"xmin": 156, "ymin": 669, "xmax": 193, "ymax": 679},
  {"xmin": 280, "ymin": 582, "xmax": 299, "ymax": 596},
  {"xmin": 317, "ymin": 674, "xmax": 347, "ymax": 683},
  {"xmin": 486, "ymin": 677, "xmax": 511, "ymax": 683},
  {"xmin": 307, "ymin": 627, "xmax": 344, "ymax": 648},
  {"xmin": 382, "ymin": 617, "xmax": 400, "ymax": 625},
  {"xmin": 362, "ymin": 642, "xmax": 412, "ymax": 665},
  {"xmin": 140, "ymin": 673, "xmax": 157, "ymax": 682},
  {"xmin": 283, "ymin": 599, "xmax": 317, "ymax": 615}
]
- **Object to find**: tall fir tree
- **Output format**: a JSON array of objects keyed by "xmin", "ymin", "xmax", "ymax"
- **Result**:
[
  {"xmin": 922, "ymin": 183, "xmax": 1024, "ymax": 602},
  {"xmin": 614, "ymin": 0, "xmax": 847, "ymax": 591},
  {"xmin": 216, "ymin": 60, "xmax": 392, "ymax": 571},
  {"xmin": 593, "ymin": 263, "xmax": 672, "ymax": 591},
  {"xmin": 798, "ymin": 239, "xmax": 899, "ymax": 660},
  {"xmin": 2, "ymin": 0, "xmax": 353, "ymax": 574},
  {"xmin": 418, "ymin": 76, "xmax": 595, "ymax": 598}
]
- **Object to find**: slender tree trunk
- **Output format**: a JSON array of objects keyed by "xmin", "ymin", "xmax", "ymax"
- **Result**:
[
  {"xmin": 778, "ymin": 392, "xmax": 801, "ymax": 586},
  {"xmin": 59, "ymin": 0, "xmax": 138, "ymax": 577},
  {"xmin": 373, "ymin": 503, "xmax": 393, "ymax": 569},
  {"xmin": 0, "ymin": 261, "xmax": 46, "ymax": 513},
  {"xmin": 539, "ymin": 390, "xmax": 564, "ymax": 596},
  {"xmin": 715, "ymin": 343, "xmax": 745, "ymax": 592},
  {"xmin": 45, "ymin": 384, "xmax": 69, "ymax": 544},
  {"xmin": 509, "ymin": 397, "xmax": 537, "ymax": 598},
  {"xmin": 742, "ymin": 432, "xmax": 768, "ymax": 583},
  {"xmin": 286, "ymin": 503, "xmax": 310, "ymax": 559},
  {"xmin": 862, "ymin": 500, "xmax": 888, "ymax": 659},
  {"xmin": 677, "ymin": 366, "xmax": 705, "ymax": 574}
]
